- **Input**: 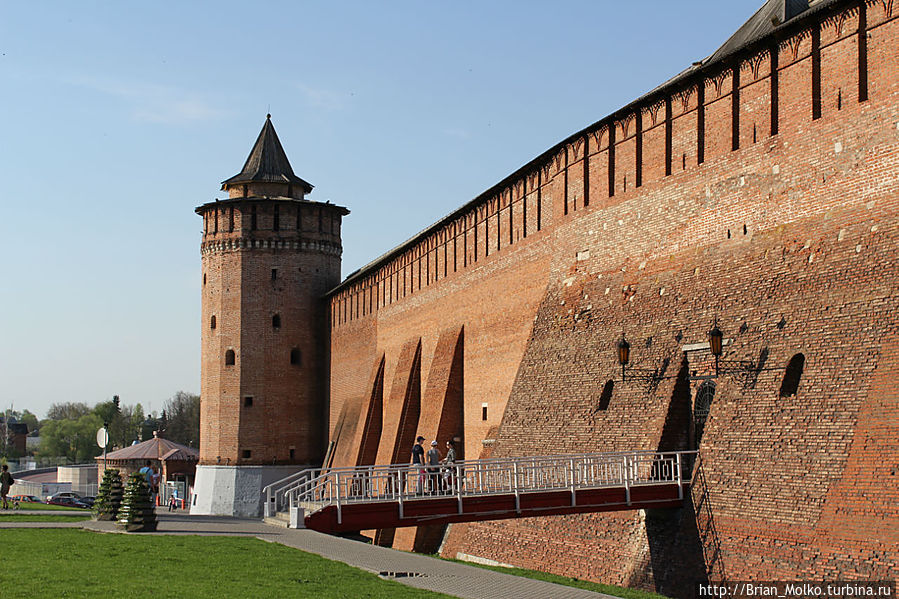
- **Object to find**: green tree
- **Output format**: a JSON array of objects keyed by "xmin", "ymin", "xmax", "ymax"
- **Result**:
[
  {"xmin": 38, "ymin": 413, "xmax": 103, "ymax": 462},
  {"xmin": 119, "ymin": 403, "xmax": 145, "ymax": 447},
  {"xmin": 2, "ymin": 409, "xmax": 39, "ymax": 435},
  {"xmin": 19, "ymin": 410, "xmax": 39, "ymax": 435},
  {"xmin": 140, "ymin": 411, "xmax": 161, "ymax": 443},
  {"xmin": 46, "ymin": 402, "xmax": 92, "ymax": 421}
]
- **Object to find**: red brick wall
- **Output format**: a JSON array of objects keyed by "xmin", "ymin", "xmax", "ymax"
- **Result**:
[{"xmin": 323, "ymin": 0, "xmax": 898, "ymax": 591}]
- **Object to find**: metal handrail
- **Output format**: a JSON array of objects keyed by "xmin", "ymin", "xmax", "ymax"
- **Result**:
[{"xmin": 263, "ymin": 449, "xmax": 696, "ymax": 519}]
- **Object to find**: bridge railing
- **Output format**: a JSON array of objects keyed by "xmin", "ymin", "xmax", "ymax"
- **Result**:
[{"xmin": 263, "ymin": 449, "xmax": 696, "ymax": 519}]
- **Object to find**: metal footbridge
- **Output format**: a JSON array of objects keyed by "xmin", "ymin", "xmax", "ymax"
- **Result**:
[{"xmin": 263, "ymin": 450, "xmax": 696, "ymax": 534}]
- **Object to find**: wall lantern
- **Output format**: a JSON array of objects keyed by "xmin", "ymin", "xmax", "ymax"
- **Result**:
[
  {"xmin": 700, "ymin": 321, "xmax": 761, "ymax": 382},
  {"xmin": 708, "ymin": 323, "xmax": 723, "ymax": 375},
  {"xmin": 616, "ymin": 335, "xmax": 661, "ymax": 383},
  {"xmin": 617, "ymin": 337, "xmax": 631, "ymax": 380}
]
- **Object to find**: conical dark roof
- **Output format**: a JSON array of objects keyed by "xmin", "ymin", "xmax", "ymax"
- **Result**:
[{"xmin": 222, "ymin": 115, "xmax": 313, "ymax": 192}]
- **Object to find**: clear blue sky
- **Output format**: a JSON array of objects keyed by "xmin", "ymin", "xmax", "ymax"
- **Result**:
[{"xmin": 0, "ymin": 1, "xmax": 765, "ymax": 419}]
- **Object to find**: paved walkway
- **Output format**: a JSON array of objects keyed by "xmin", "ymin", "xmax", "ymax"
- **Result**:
[{"xmin": 1, "ymin": 511, "xmax": 613, "ymax": 599}]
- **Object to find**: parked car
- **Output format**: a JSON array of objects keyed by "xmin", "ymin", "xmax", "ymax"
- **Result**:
[
  {"xmin": 10, "ymin": 495, "xmax": 43, "ymax": 504},
  {"xmin": 79, "ymin": 496, "xmax": 96, "ymax": 508},
  {"xmin": 47, "ymin": 496, "xmax": 90, "ymax": 509},
  {"xmin": 46, "ymin": 491, "xmax": 82, "ymax": 502}
]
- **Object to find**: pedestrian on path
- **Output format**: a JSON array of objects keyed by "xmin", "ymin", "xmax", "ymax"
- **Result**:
[{"xmin": 1, "ymin": 464, "xmax": 14, "ymax": 509}]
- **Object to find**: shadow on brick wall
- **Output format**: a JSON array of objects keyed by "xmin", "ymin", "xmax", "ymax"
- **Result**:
[{"xmin": 642, "ymin": 357, "xmax": 711, "ymax": 598}]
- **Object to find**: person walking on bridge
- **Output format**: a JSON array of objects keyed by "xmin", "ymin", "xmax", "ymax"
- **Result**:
[
  {"xmin": 411, "ymin": 436, "xmax": 426, "ymax": 494},
  {"xmin": 441, "ymin": 439, "xmax": 457, "ymax": 492},
  {"xmin": 426, "ymin": 441, "xmax": 442, "ymax": 495}
]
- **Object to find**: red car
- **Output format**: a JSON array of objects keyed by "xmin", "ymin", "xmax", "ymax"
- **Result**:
[{"xmin": 10, "ymin": 495, "xmax": 42, "ymax": 503}]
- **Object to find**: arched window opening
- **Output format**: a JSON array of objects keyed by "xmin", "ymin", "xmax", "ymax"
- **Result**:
[
  {"xmin": 596, "ymin": 380, "xmax": 614, "ymax": 411},
  {"xmin": 210, "ymin": 315, "xmax": 216, "ymax": 329},
  {"xmin": 272, "ymin": 314, "xmax": 281, "ymax": 328},
  {"xmin": 225, "ymin": 349, "xmax": 235, "ymax": 366},
  {"xmin": 693, "ymin": 381, "xmax": 716, "ymax": 449},
  {"xmin": 779, "ymin": 353, "xmax": 805, "ymax": 397},
  {"xmin": 290, "ymin": 348, "xmax": 301, "ymax": 366}
]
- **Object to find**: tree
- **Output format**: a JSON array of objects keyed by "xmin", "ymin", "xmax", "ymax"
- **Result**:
[
  {"xmin": 46, "ymin": 402, "xmax": 92, "ymax": 421},
  {"xmin": 19, "ymin": 410, "xmax": 39, "ymax": 435},
  {"xmin": 37, "ymin": 413, "xmax": 103, "ymax": 462},
  {"xmin": 161, "ymin": 392, "xmax": 200, "ymax": 448},
  {"xmin": 2, "ymin": 410, "xmax": 39, "ymax": 436},
  {"xmin": 1, "ymin": 409, "xmax": 40, "ymax": 458}
]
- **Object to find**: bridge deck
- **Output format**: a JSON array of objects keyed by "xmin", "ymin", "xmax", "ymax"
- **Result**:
[
  {"xmin": 264, "ymin": 450, "xmax": 696, "ymax": 535},
  {"xmin": 305, "ymin": 482, "xmax": 689, "ymax": 533}
]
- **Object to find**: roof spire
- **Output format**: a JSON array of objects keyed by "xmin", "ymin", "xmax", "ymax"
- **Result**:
[{"xmin": 221, "ymin": 115, "xmax": 313, "ymax": 194}]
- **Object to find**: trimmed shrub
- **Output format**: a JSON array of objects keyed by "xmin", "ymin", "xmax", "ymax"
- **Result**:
[
  {"xmin": 116, "ymin": 472, "xmax": 157, "ymax": 532},
  {"xmin": 93, "ymin": 469, "xmax": 124, "ymax": 521}
]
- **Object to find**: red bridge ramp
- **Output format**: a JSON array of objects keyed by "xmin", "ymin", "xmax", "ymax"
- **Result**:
[{"xmin": 265, "ymin": 450, "xmax": 696, "ymax": 535}]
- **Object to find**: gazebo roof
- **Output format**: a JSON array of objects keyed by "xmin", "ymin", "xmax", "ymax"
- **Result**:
[
  {"xmin": 99, "ymin": 433, "xmax": 198, "ymax": 462},
  {"xmin": 161, "ymin": 447, "xmax": 199, "ymax": 462}
]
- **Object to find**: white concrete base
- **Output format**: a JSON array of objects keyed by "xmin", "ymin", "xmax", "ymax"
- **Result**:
[
  {"xmin": 190, "ymin": 464, "xmax": 306, "ymax": 518},
  {"xmin": 289, "ymin": 505, "xmax": 305, "ymax": 528}
]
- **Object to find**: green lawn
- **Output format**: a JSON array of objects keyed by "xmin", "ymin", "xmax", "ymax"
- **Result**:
[
  {"xmin": 443, "ymin": 558, "xmax": 671, "ymax": 599},
  {"xmin": 0, "ymin": 513, "xmax": 91, "ymax": 522},
  {"xmin": 5, "ymin": 502, "xmax": 91, "ymax": 512},
  {"xmin": 0, "ymin": 529, "xmax": 455, "ymax": 599}
]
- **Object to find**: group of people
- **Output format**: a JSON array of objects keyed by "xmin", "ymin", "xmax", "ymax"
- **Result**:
[
  {"xmin": 411, "ymin": 436, "xmax": 458, "ymax": 495},
  {"xmin": 138, "ymin": 461, "xmax": 161, "ymax": 504}
]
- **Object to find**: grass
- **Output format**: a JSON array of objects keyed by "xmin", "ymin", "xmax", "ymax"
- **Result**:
[
  {"xmin": 0, "ymin": 513, "xmax": 91, "ymax": 522},
  {"xmin": 0, "ymin": 529, "xmax": 455, "ymax": 599},
  {"xmin": 441, "ymin": 557, "xmax": 671, "ymax": 599},
  {"xmin": 4, "ymin": 502, "xmax": 91, "ymax": 512}
]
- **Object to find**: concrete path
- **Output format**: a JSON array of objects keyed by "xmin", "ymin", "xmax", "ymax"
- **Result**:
[{"xmin": 2, "ymin": 511, "xmax": 614, "ymax": 599}]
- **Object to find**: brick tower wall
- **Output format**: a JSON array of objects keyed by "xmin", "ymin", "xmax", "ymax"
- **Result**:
[
  {"xmin": 327, "ymin": 0, "xmax": 899, "ymax": 590},
  {"xmin": 200, "ymin": 199, "xmax": 344, "ymax": 466}
]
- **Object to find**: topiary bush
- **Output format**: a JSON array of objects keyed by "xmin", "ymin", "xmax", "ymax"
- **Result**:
[
  {"xmin": 93, "ymin": 469, "xmax": 124, "ymax": 521},
  {"xmin": 116, "ymin": 472, "xmax": 157, "ymax": 532}
]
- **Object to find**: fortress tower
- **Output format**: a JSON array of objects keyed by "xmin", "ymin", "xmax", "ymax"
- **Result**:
[{"xmin": 192, "ymin": 115, "xmax": 348, "ymax": 516}]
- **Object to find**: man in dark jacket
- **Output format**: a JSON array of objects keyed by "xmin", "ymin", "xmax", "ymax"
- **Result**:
[{"xmin": 411, "ymin": 436, "xmax": 426, "ymax": 494}]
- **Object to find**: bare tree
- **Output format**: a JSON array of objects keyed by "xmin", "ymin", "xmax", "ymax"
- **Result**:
[{"xmin": 161, "ymin": 392, "xmax": 200, "ymax": 448}]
